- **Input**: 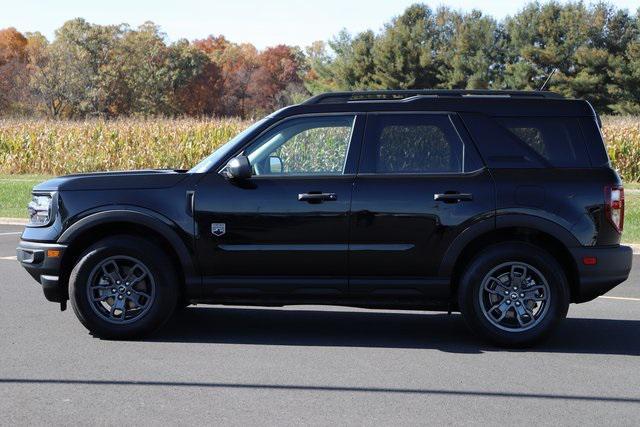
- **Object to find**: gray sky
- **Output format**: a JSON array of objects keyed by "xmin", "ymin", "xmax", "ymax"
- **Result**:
[{"xmin": 2, "ymin": 0, "xmax": 639, "ymax": 49}]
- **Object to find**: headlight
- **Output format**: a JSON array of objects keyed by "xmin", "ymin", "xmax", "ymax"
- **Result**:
[{"xmin": 27, "ymin": 194, "xmax": 53, "ymax": 226}]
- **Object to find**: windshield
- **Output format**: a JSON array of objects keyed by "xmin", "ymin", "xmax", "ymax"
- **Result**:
[{"xmin": 189, "ymin": 117, "xmax": 269, "ymax": 173}]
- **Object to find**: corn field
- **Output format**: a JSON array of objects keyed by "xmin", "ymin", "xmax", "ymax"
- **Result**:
[
  {"xmin": 0, "ymin": 118, "xmax": 248, "ymax": 175},
  {"xmin": 1, "ymin": 116, "xmax": 640, "ymax": 181},
  {"xmin": 601, "ymin": 116, "xmax": 640, "ymax": 182}
]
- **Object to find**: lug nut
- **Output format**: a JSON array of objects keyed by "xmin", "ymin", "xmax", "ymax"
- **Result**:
[
  {"xmin": 111, "ymin": 288, "xmax": 116, "ymax": 293},
  {"xmin": 118, "ymin": 295, "xmax": 123, "ymax": 300},
  {"xmin": 520, "ymin": 293, "xmax": 525, "ymax": 298},
  {"xmin": 506, "ymin": 300, "xmax": 511, "ymax": 304},
  {"xmin": 514, "ymin": 287, "xmax": 518, "ymax": 290},
  {"xmin": 126, "ymin": 291, "xmax": 131, "ymax": 295},
  {"xmin": 116, "ymin": 281, "xmax": 121, "ymax": 285},
  {"xmin": 515, "ymin": 301, "xmax": 521, "ymax": 306},
  {"xmin": 504, "ymin": 291, "xmax": 509, "ymax": 295}
]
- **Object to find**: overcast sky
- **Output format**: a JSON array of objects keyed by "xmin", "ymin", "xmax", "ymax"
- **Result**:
[{"xmin": 2, "ymin": 0, "xmax": 639, "ymax": 49}]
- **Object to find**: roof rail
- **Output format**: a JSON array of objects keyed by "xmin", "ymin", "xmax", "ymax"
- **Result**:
[{"xmin": 302, "ymin": 90, "xmax": 564, "ymax": 105}]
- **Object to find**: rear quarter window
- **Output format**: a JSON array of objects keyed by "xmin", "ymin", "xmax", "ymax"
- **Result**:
[{"xmin": 495, "ymin": 117, "xmax": 591, "ymax": 168}]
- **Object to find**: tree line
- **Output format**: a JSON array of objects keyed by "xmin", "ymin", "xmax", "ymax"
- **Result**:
[{"xmin": 1, "ymin": 1, "xmax": 639, "ymax": 119}]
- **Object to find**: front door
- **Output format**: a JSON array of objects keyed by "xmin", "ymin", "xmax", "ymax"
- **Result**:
[
  {"xmin": 349, "ymin": 112, "xmax": 495, "ymax": 299},
  {"xmin": 194, "ymin": 114, "xmax": 364, "ymax": 296}
]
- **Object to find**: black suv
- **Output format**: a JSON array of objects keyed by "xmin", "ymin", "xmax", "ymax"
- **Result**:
[{"xmin": 17, "ymin": 90, "xmax": 633, "ymax": 346}]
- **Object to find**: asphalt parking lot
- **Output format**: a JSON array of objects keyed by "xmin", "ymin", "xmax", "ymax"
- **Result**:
[{"xmin": 0, "ymin": 223, "xmax": 638, "ymax": 425}]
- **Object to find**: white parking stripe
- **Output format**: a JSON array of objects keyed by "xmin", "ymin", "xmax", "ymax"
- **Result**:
[
  {"xmin": 598, "ymin": 295, "xmax": 640, "ymax": 302},
  {"xmin": 0, "ymin": 232, "xmax": 21, "ymax": 236},
  {"xmin": 0, "ymin": 256, "xmax": 17, "ymax": 260}
]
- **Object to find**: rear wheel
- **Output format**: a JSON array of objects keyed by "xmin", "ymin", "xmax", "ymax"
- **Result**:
[
  {"xmin": 458, "ymin": 242, "xmax": 570, "ymax": 347},
  {"xmin": 69, "ymin": 235, "xmax": 178, "ymax": 339}
]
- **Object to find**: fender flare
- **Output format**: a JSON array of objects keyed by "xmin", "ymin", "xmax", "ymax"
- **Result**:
[
  {"xmin": 438, "ymin": 213, "xmax": 581, "ymax": 277},
  {"xmin": 58, "ymin": 207, "xmax": 200, "ymax": 292}
]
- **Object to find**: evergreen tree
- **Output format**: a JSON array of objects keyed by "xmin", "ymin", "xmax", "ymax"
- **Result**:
[{"xmin": 372, "ymin": 4, "xmax": 440, "ymax": 89}]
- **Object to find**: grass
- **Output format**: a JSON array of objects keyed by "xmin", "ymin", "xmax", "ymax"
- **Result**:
[
  {"xmin": 0, "ymin": 175, "xmax": 51, "ymax": 218},
  {"xmin": 624, "ymin": 189, "xmax": 640, "ymax": 244},
  {"xmin": 625, "ymin": 182, "xmax": 640, "ymax": 190},
  {"xmin": 0, "ymin": 173, "xmax": 638, "ymax": 243}
]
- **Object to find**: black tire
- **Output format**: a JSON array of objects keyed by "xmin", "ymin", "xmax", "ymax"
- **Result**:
[
  {"xmin": 69, "ymin": 235, "xmax": 178, "ymax": 339},
  {"xmin": 457, "ymin": 242, "xmax": 570, "ymax": 348}
]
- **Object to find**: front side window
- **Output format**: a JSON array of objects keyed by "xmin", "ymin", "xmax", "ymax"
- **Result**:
[
  {"xmin": 244, "ymin": 115, "xmax": 355, "ymax": 176},
  {"xmin": 361, "ymin": 114, "xmax": 470, "ymax": 174},
  {"xmin": 190, "ymin": 117, "xmax": 269, "ymax": 173}
]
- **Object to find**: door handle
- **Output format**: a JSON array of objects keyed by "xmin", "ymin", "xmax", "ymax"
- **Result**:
[
  {"xmin": 298, "ymin": 192, "xmax": 337, "ymax": 203},
  {"xmin": 434, "ymin": 192, "xmax": 473, "ymax": 203}
]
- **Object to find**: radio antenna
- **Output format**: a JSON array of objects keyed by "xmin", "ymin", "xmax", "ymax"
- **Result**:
[{"xmin": 539, "ymin": 68, "xmax": 558, "ymax": 91}]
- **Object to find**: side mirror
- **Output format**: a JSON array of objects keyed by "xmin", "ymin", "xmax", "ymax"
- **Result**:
[
  {"xmin": 225, "ymin": 155, "xmax": 252, "ymax": 180},
  {"xmin": 269, "ymin": 155, "xmax": 283, "ymax": 174}
]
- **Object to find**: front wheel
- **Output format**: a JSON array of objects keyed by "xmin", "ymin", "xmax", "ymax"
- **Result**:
[
  {"xmin": 457, "ymin": 242, "xmax": 570, "ymax": 347},
  {"xmin": 69, "ymin": 235, "xmax": 178, "ymax": 339}
]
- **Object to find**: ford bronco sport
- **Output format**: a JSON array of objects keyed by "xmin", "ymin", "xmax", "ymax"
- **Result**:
[{"xmin": 17, "ymin": 90, "xmax": 633, "ymax": 347}]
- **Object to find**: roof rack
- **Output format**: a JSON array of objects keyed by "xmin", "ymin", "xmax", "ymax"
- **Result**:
[{"xmin": 303, "ymin": 90, "xmax": 564, "ymax": 105}]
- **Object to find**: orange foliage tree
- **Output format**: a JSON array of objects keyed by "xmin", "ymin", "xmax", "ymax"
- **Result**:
[{"xmin": 0, "ymin": 27, "xmax": 29, "ymax": 114}]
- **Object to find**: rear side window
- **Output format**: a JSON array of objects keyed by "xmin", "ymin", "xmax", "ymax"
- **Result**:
[
  {"xmin": 360, "ymin": 114, "xmax": 481, "ymax": 174},
  {"xmin": 495, "ymin": 117, "xmax": 591, "ymax": 167}
]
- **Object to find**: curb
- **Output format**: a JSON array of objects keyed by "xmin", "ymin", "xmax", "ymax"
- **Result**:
[
  {"xmin": 630, "ymin": 244, "xmax": 640, "ymax": 255},
  {"xmin": 0, "ymin": 218, "xmax": 27, "ymax": 226}
]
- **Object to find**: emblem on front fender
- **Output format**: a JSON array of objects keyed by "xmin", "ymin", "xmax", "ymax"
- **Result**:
[{"xmin": 211, "ymin": 223, "xmax": 226, "ymax": 237}]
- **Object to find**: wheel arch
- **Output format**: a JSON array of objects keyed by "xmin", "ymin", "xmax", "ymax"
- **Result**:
[
  {"xmin": 441, "ymin": 215, "xmax": 581, "ymax": 303},
  {"xmin": 57, "ymin": 208, "xmax": 199, "ymax": 300}
]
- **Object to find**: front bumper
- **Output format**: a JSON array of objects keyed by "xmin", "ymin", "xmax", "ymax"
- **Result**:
[
  {"xmin": 16, "ymin": 240, "xmax": 68, "ymax": 303},
  {"xmin": 570, "ymin": 245, "xmax": 633, "ymax": 303}
]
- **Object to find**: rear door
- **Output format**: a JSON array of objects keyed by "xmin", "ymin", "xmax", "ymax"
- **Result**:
[{"xmin": 349, "ymin": 112, "xmax": 495, "ymax": 298}]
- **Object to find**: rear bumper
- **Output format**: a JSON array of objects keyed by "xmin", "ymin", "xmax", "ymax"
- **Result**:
[
  {"xmin": 570, "ymin": 245, "xmax": 633, "ymax": 303},
  {"xmin": 16, "ymin": 240, "xmax": 68, "ymax": 303}
]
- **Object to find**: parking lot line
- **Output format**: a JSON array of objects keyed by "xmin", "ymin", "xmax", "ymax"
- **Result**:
[
  {"xmin": 598, "ymin": 295, "xmax": 640, "ymax": 302},
  {"xmin": 0, "ymin": 232, "xmax": 21, "ymax": 236},
  {"xmin": 0, "ymin": 256, "xmax": 17, "ymax": 260}
]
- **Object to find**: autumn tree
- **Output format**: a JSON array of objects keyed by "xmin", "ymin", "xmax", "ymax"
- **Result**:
[
  {"xmin": 4, "ymin": 2, "xmax": 640, "ymax": 117},
  {"xmin": 27, "ymin": 31, "xmax": 92, "ymax": 118},
  {"xmin": 249, "ymin": 45, "xmax": 305, "ymax": 113},
  {"xmin": 0, "ymin": 27, "xmax": 29, "ymax": 114}
]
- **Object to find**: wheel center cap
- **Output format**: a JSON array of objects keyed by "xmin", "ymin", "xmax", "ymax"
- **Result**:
[
  {"xmin": 118, "ymin": 286, "xmax": 126, "ymax": 294},
  {"xmin": 511, "ymin": 293, "xmax": 519, "ymax": 300}
]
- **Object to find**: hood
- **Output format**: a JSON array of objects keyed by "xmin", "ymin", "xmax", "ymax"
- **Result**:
[{"xmin": 33, "ymin": 169, "xmax": 189, "ymax": 192}]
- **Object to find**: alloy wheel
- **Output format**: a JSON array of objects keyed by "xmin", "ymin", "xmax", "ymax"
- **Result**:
[
  {"xmin": 478, "ymin": 262, "xmax": 551, "ymax": 332},
  {"xmin": 86, "ymin": 256, "xmax": 156, "ymax": 324}
]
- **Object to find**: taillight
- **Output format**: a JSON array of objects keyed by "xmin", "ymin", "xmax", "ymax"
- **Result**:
[{"xmin": 605, "ymin": 185, "xmax": 624, "ymax": 233}]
